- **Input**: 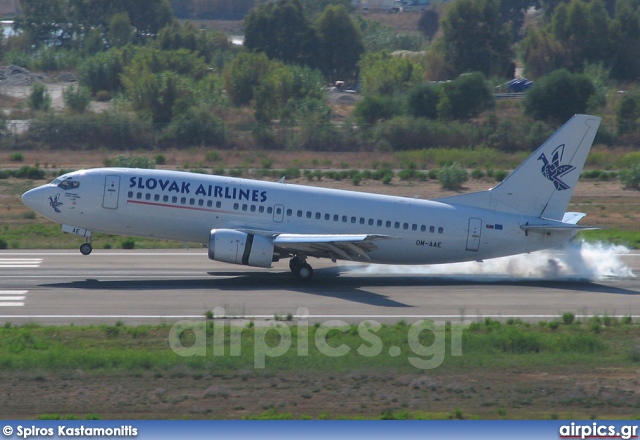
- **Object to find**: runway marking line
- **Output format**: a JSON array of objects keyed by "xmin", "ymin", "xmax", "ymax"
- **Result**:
[
  {"xmin": 1, "ymin": 314, "xmax": 640, "ymax": 320},
  {"xmin": 0, "ymin": 258, "xmax": 42, "ymax": 268},
  {"xmin": 0, "ymin": 290, "xmax": 27, "ymax": 307}
]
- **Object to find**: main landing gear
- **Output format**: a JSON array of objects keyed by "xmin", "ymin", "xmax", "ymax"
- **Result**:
[
  {"xmin": 80, "ymin": 239, "xmax": 92, "ymax": 255},
  {"xmin": 289, "ymin": 256, "xmax": 313, "ymax": 281}
]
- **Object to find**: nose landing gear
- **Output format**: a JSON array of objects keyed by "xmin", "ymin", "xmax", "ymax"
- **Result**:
[
  {"xmin": 289, "ymin": 256, "xmax": 313, "ymax": 281},
  {"xmin": 80, "ymin": 239, "xmax": 92, "ymax": 255}
]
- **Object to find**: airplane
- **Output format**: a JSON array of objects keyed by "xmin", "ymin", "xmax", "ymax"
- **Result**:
[{"xmin": 22, "ymin": 114, "xmax": 601, "ymax": 281}]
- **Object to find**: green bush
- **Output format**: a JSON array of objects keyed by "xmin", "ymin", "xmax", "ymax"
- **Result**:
[
  {"xmin": 9, "ymin": 152, "xmax": 24, "ymax": 162},
  {"xmin": 562, "ymin": 312, "xmax": 575, "ymax": 325},
  {"xmin": 154, "ymin": 154, "xmax": 166, "ymax": 166},
  {"xmin": 27, "ymin": 112, "xmax": 155, "ymax": 150},
  {"xmin": 407, "ymin": 83, "xmax": 440, "ymax": 119},
  {"xmin": 437, "ymin": 163, "xmax": 468, "ymax": 189},
  {"xmin": 616, "ymin": 93, "xmax": 640, "ymax": 135},
  {"xmin": 438, "ymin": 72, "xmax": 493, "ymax": 120},
  {"xmin": 63, "ymin": 85, "xmax": 92, "ymax": 113},
  {"xmin": 161, "ymin": 107, "xmax": 227, "ymax": 148},
  {"xmin": 619, "ymin": 164, "xmax": 640, "ymax": 189},
  {"xmin": 0, "ymin": 238, "xmax": 7, "ymax": 250},
  {"xmin": 121, "ymin": 238, "xmax": 135, "ymax": 249},
  {"xmin": 524, "ymin": 69, "xmax": 596, "ymax": 123},
  {"xmin": 28, "ymin": 83, "xmax": 51, "ymax": 111},
  {"xmin": 493, "ymin": 170, "xmax": 508, "ymax": 182},
  {"xmin": 353, "ymin": 95, "xmax": 401, "ymax": 124}
]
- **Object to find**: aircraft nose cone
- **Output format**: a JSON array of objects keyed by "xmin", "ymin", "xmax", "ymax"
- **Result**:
[{"xmin": 22, "ymin": 187, "xmax": 44, "ymax": 213}]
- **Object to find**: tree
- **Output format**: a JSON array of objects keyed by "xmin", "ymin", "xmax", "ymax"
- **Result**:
[
  {"xmin": 122, "ymin": 70, "xmax": 191, "ymax": 124},
  {"xmin": 499, "ymin": 0, "xmax": 540, "ymax": 40},
  {"xmin": 14, "ymin": 0, "xmax": 72, "ymax": 46},
  {"xmin": 359, "ymin": 52, "xmax": 423, "ymax": 96},
  {"xmin": 63, "ymin": 85, "xmax": 92, "ymax": 113},
  {"xmin": 14, "ymin": 0, "xmax": 173, "ymax": 47},
  {"xmin": 108, "ymin": 12, "xmax": 134, "ymax": 48},
  {"xmin": 524, "ymin": 69, "xmax": 596, "ymax": 123},
  {"xmin": 441, "ymin": 0, "xmax": 514, "ymax": 78},
  {"xmin": 223, "ymin": 51, "xmax": 272, "ymax": 106},
  {"xmin": 417, "ymin": 9, "xmax": 440, "ymax": 42},
  {"xmin": 520, "ymin": 28, "xmax": 567, "ymax": 78},
  {"xmin": 28, "ymin": 83, "xmax": 51, "ymax": 111},
  {"xmin": 253, "ymin": 63, "xmax": 324, "ymax": 123},
  {"xmin": 610, "ymin": 0, "xmax": 640, "ymax": 81},
  {"xmin": 353, "ymin": 95, "xmax": 401, "ymax": 124},
  {"xmin": 438, "ymin": 72, "xmax": 493, "ymax": 120},
  {"xmin": 244, "ymin": 0, "xmax": 319, "ymax": 68},
  {"xmin": 315, "ymin": 5, "xmax": 364, "ymax": 81},
  {"xmin": 616, "ymin": 93, "xmax": 640, "ymax": 135},
  {"xmin": 78, "ymin": 49, "xmax": 125, "ymax": 94},
  {"xmin": 407, "ymin": 83, "xmax": 440, "ymax": 119}
]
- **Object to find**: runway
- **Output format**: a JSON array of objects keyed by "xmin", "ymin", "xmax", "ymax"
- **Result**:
[{"xmin": 0, "ymin": 248, "xmax": 638, "ymax": 325}]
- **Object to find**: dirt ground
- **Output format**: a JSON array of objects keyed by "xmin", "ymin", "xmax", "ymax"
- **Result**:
[{"xmin": 1, "ymin": 368, "xmax": 638, "ymax": 420}]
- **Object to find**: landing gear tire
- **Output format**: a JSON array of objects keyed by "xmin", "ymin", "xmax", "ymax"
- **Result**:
[
  {"xmin": 80, "ymin": 243, "xmax": 92, "ymax": 256},
  {"xmin": 289, "ymin": 257, "xmax": 301, "ymax": 273},
  {"xmin": 297, "ymin": 263, "xmax": 313, "ymax": 281}
]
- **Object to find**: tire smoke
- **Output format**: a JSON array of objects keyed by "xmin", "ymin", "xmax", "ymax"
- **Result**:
[{"xmin": 347, "ymin": 242, "xmax": 635, "ymax": 282}]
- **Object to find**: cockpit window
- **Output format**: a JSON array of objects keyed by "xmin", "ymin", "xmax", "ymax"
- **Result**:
[{"xmin": 58, "ymin": 180, "xmax": 80, "ymax": 190}]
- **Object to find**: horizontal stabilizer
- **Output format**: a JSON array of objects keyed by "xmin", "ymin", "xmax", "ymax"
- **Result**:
[{"xmin": 520, "ymin": 222, "xmax": 598, "ymax": 234}]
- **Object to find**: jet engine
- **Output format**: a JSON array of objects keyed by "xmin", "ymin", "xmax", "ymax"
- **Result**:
[{"xmin": 208, "ymin": 229, "xmax": 274, "ymax": 268}]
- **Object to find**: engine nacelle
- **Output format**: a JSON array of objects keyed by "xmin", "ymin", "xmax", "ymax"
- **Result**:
[{"xmin": 208, "ymin": 229, "xmax": 274, "ymax": 268}]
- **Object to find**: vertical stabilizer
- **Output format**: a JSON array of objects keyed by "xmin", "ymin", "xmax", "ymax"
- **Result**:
[{"xmin": 436, "ymin": 114, "xmax": 601, "ymax": 220}]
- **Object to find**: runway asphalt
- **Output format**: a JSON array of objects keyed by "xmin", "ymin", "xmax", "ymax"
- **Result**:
[{"xmin": 0, "ymin": 248, "xmax": 638, "ymax": 325}]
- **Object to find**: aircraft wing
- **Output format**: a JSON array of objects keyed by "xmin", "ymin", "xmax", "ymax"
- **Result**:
[{"xmin": 271, "ymin": 233, "xmax": 392, "ymax": 261}]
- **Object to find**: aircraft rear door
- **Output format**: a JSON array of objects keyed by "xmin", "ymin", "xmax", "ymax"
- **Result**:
[
  {"xmin": 103, "ymin": 175, "xmax": 120, "ymax": 209},
  {"xmin": 466, "ymin": 217, "xmax": 482, "ymax": 251}
]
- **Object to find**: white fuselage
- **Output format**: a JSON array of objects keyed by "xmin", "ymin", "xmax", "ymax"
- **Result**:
[{"xmin": 23, "ymin": 168, "xmax": 574, "ymax": 265}]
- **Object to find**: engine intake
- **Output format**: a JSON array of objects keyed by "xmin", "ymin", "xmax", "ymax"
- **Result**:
[{"xmin": 208, "ymin": 229, "xmax": 274, "ymax": 268}]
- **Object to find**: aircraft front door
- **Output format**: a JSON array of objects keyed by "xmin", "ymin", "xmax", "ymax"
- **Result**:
[
  {"xmin": 466, "ymin": 217, "xmax": 482, "ymax": 251},
  {"xmin": 103, "ymin": 175, "xmax": 120, "ymax": 209},
  {"xmin": 273, "ymin": 204, "xmax": 284, "ymax": 223}
]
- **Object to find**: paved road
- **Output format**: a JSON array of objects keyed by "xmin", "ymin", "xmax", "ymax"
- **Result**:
[{"xmin": 0, "ymin": 249, "xmax": 638, "ymax": 325}]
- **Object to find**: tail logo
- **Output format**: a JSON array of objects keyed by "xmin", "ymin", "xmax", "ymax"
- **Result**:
[
  {"xmin": 48, "ymin": 194, "xmax": 63, "ymax": 213},
  {"xmin": 538, "ymin": 144, "xmax": 575, "ymax": 191}
]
